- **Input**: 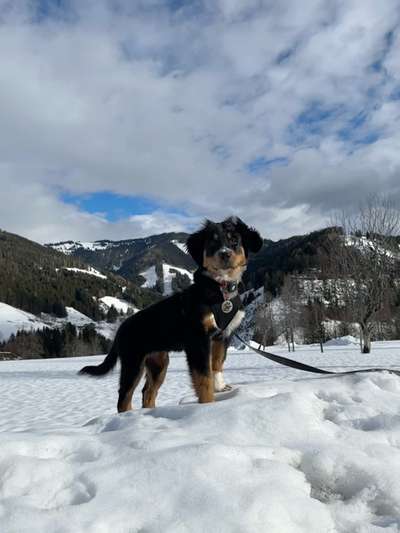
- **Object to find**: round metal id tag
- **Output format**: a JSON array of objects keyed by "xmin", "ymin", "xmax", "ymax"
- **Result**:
[{"xmin": 221, "ymin": 300, "xmax": 233, "ymax": 314}]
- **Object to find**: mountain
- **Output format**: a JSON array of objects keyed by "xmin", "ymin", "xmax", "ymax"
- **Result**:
[
  {"xmin": 46, "ymin": 233, "xmax": 195, "ymax": 295},
  {"xmin": 0, "ymin": 229, "xmax": 159, "ymax": 321},
  {"xmin": 47, "ymin": 228, "xmax": 347, "ymax": 297},
  {"xmin": 4, "ymin": 225, "xmax": 400, "ymax": 358},
  {"xmin": 244, "ymin": 227, "xmax": 340, "ymax": 294}
]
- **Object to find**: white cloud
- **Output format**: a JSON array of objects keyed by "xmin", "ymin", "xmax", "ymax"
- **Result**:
[{"xmin": 1, "ymin": 0, "xmax": 400, "ymax": 243}]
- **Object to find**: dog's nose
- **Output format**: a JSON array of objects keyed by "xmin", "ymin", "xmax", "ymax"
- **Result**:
[{"xmin": 218, "ymin": 249, "xmax": 232, "ymax": 261}]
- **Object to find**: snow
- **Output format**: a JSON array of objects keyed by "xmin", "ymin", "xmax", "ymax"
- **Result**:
[
  {"xmin": 345, "ymin": 235, "xmax": 400, "ymax": 260},
  {"xmin": 64, "ymin": 267, "xmax": 107, "ymax": 280},
  {"xmin": 0, "ymin": 302, "xmax": 48, "ymax": 342},
  {"xmin": 48, "ymin": 241, "xmax": 80, "ymax": 255},
  {"xmin": 98, "ymin": 296, "xmax": 138, "ymax": 314},
  {"xmin": 64, "ymin": 307, "xmax": 93, "ymax": 326},
  {"xmin": 0, "ymin": 302, "xmax": 120, "ymax": 343},
  {"xmin": 140, "ymin": 263, "xmax": 193, "ymax": 295},
  {"xmin": 56, "ymin": 309, "xmax": 119, "ymax": 341},
  {"xmin": 139, "ymin": 265, "xmax": 158, "ymax": 288},
  {"xmin": 324, "ymin": 335, "xmax": 359, "ymax": 346},
  {"xmin": 162, "ymin": 263, "xmax": 193, "ymax": 295},
  {"xmin": 171, "ymin": 239, "xmax": 188, "ymax": 254},
  {"xmin": 1, "ymin": 341, "xmax": 400, "ymax": 531},
  {"xmin": 49, "ymin": 241, "xmax": 115, "ymax": 254},
  {"xmin": 93, "ymin": 321, "xmax": 119, "ymax": 341}
]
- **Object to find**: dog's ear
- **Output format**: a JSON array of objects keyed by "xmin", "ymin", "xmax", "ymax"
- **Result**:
[
  {"xmin": 186, "ymin": 220, "xmax": 211, "ymax": 266},
  {"xmin": 229, "ymin": 217, "xmax": 263, "ymax": 255}
]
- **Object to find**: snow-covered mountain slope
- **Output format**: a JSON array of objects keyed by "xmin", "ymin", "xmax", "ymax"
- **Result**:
[
  {"xmin": 345, "ymin": 234, "xmax": 400, "ymax": 260},
  {"xmin": 139, "ymin": 263, "xmax": 193, "ymax": 295},
  {"xmin": 0, "ymin": 229, "xmax": 140, "ymax": 326},
  {"xmin": 171, "ymin": 239, "xmax": 188, "ymax": 254},
  {"xmin": 0, "ymin": 302, "xmax": 120, "ymax": 342},
  {"xmin": 139, "ymin": 265, "xmax": 158, "ymax": 289},
  {"xmin": 63, "ymin": 307, "xmax": 94, "ymax": 327},
  {"xmin": 1, "ymin": 341, "xmax": 400, "ymax": 532},
  {"xmin": 49, "ymin": 241, "xmax": 115, "ymax": 254},
  {"xmin": 98, "ymin": 296, "xmax": 138, "ymax": 314},
  {"xmin": 46, "ymin": 232, "xmax": 194, "ymax": 287},
  {"xmin": 62, "ymin": 266, "xmax": 107, "ymax": 279},
  {"xmin": 0, "ymin": 302, "xmax": 48, "ymax": 342},
  {"xmin": 162, "ymin": 263, "xmax": 193, "ymax": 295}
]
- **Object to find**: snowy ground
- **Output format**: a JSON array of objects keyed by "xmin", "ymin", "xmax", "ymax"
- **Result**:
[{"xmin": 1, "ymin": 342, "xmax": 400, "ymax": 532}]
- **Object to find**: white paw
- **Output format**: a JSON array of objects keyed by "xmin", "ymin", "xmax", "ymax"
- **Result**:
[{"xmin": 214, "ymin": 372, "xmax": 231, "ymax": 392}]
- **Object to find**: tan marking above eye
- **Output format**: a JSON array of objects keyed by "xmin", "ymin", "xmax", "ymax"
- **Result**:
[{"xmin": 214, "ymin": 234, "xmax": 218, "ymax": 240}]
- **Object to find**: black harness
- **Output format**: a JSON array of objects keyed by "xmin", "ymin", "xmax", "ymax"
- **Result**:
[
  {"xmin": 191, "ymin": 270, "xmax": 243, "ymax": 332},
  {"xmin": 211, "ymin": 293, "xmax": 242, "ymax": 331}
]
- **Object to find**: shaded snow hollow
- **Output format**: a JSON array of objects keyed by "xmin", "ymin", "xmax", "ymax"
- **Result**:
[{"xmin": 1, "ymin": 344, "xmax": 400, "ymax": 532}]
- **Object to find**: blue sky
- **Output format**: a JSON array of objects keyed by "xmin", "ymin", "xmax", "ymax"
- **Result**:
[
  {"xmin": 61, "ymin": 192, "xmax": 167, "ymax": 221},
  {"xmin": 1, "ymin": 0, "xmax": 400, "ymax": 242}
]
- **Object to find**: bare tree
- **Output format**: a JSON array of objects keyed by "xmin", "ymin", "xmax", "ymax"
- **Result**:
[
  {"xmin": 253, "ymin": 292, "xmax": 277, "ymax": 348},
  {"xmin": 329, "ymin": 194, "xmax": 400, "ymax": 353},
  {"xmin": 280, "ymin": 274, "xmax": 301, "ymax": 352},
  {"xmin": 303, "ymin": 297, "xmax": 326, "ymax": 352}
]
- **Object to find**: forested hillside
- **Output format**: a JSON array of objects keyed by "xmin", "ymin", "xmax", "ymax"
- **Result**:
[
  {"xmin": 0, "ymin": 229, "xmax": 159, "ymax": 320},
  {"xmin": 244, "ymin": 227, "xmax": 339, "ymax": 293}
]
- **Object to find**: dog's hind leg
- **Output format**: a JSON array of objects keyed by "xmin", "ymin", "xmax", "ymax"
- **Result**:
[
  {"xmin": 185, "ymin": 338, "xmax": 214, "ymax": 403},
  {"xmin": 117, "ymin": 358, "xmax": 145, "ymax": 413},
  {"xmin": 142, "ymin": 351, "xmax": 169, "ymax": 408}
]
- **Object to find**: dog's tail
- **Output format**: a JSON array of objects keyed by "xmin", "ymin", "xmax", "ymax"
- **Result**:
[{"xmin": 79, "ymin": 342, "xmax": 119, "ymax": 377}]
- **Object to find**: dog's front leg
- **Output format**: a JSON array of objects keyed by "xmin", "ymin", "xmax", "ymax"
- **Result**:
[
  {"xmin": 185, "ymin": 337, "xmax": 214, "ymax": 403},
  {"xmin": 211, "ymin": 337, "xmax": 231, "ymax": 392}
]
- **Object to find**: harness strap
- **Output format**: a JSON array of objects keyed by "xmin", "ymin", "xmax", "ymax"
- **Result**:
[
  {"xmin": 212, "ymin": 294, "xmax": 242, "ymax": 331},
  {"xmin": 234, "ymin": 333, "xmax": 400, "ymax": 377}
]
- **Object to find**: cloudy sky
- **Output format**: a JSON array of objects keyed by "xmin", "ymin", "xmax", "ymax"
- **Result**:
[{"xmin": 1, "ymin": 0, "xmax": 400, "ymax": 243}]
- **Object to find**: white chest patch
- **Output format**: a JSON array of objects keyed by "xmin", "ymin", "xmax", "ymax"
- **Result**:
[{"xmin": 223, "ymin": 309, "xmax": 245, "ymax": 338}]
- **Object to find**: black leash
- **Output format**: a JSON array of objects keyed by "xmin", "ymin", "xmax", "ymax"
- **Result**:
[{"xmin": 234, "ymin": 333, "xmax": 400, "ymax": 377}]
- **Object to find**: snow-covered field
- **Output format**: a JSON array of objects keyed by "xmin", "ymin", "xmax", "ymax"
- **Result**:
[{"xmin": 1, "ymin": 342, "xmax": 400, "ymax": 532}]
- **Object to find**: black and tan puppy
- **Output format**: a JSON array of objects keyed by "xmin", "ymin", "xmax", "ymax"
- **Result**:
[{"xmin": 80, "ymin": 217, "xmax": 263, "ymax": 411}]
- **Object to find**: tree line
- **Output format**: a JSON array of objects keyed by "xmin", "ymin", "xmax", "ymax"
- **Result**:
[
  {"xmin": 0, "ymin": 323, "xmax": 112, "ymax": 359},
  {"xmin": 0, "ymin": 228, "xmax": 160, "ymax": 320},
  {"xmin": 253, "ymin": 195, "xmax": 400, "ymax": 354}
]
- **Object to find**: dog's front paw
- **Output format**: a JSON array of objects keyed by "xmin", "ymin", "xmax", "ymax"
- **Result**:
[{"xmin": 213, "ymin": 371, "xmax": 231, "ymax": 392}]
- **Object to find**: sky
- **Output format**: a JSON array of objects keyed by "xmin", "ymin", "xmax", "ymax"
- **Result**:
[{"xmin": 1, "ymin": 0, "xmax": 400, "ymax": 244}]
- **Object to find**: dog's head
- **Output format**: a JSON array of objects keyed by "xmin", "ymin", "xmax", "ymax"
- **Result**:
[{"xmin": 186, "ymin": 216, "xmax": 263, "ymax": 282}]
